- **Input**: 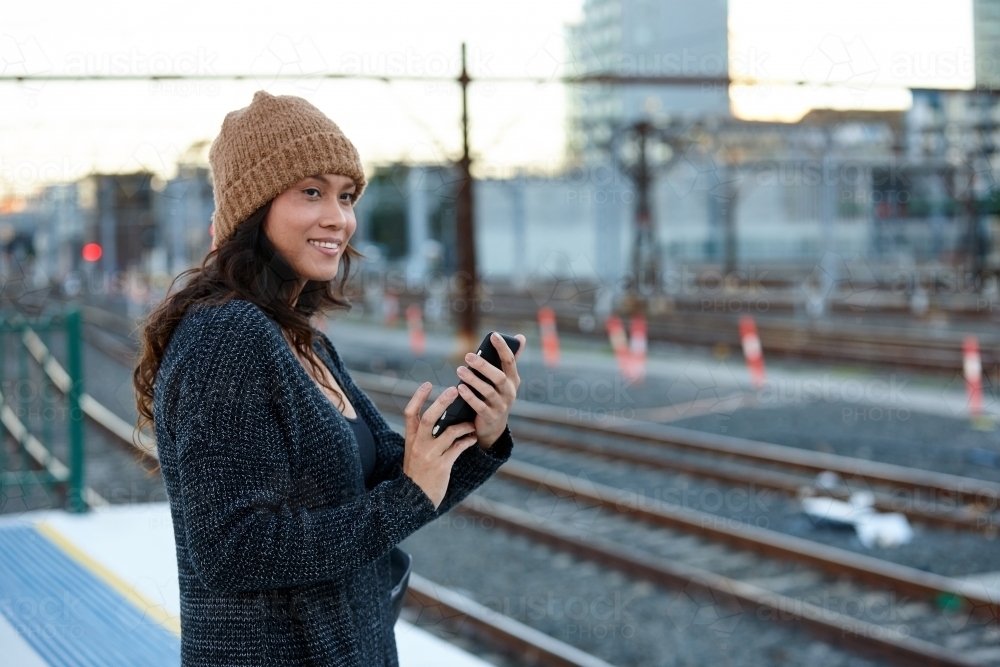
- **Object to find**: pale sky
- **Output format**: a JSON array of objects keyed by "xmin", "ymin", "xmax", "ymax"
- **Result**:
[
  {"xmin": 729, "ymin": 0, "xmax": 975, "ymax": 120},
  {"xmin": 0, "ymin": 0, "xmax": 977, "ymax": 199}
]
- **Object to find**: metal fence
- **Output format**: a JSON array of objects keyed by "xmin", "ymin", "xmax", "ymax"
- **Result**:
[{"xmin": 0, "ymin": 307, "xmax": 85, "ymax": 513}]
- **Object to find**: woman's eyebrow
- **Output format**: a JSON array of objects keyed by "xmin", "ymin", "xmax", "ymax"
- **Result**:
[
  {"xmin": 305, "ymin": 174, "xmax": 332, "ymax": 187},
  {"xmin": 305, "ymin": 174, "xmax": 356, "ymax": 190}
]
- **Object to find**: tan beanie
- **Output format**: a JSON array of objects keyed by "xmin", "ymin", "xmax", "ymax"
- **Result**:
[{"xmin": 208, "ymin": 89, "xmax": 367, "ymax": 247}]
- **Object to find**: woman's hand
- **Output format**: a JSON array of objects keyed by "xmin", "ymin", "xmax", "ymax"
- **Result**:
[
  {"xmin": 455, "ymin": 332, "xmax": 526, "ymax": 449},
  {"xmin": 401, "ymin": 383, "xmax": 479, "ymax": 510}
]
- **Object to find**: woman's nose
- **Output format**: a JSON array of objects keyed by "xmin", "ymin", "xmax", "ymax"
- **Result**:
[{"xmin": 322, "ymin": 202, "xmax": 350, "ymax": 225}]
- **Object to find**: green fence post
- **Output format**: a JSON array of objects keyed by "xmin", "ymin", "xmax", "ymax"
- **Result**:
[
  {"xmin": 65, "ymin": 308, "xmax": 85, "ymax": 513},
  {"xmin": 40, "ymin": 325, "xmax": 52, "ymax": 477},
  {"xmin": 17, "ymin": 321, "xmax": 28, "ymax": 474}
]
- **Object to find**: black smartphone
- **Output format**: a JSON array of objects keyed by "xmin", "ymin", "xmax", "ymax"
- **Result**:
[{"xmin": 431, "ymin": 331, "xmax": 521, "ymax": 437}]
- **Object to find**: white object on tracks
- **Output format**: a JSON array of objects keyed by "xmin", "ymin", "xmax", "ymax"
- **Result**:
[
  {"xmin": 800, "ymin": 484, "xmax": 913, "ymax": 549},
  {"xmin": 852, "ymin": 511, "xmax": 914, "ymax": 549}
]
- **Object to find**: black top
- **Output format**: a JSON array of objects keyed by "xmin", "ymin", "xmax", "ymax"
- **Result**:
[
  {"xmin": 344, "ymin": 411, "xmax": 377, "ymax": 484},
  {"xmin": 153, "ymin": 299, "xmax": 515, "ymax": 665}
]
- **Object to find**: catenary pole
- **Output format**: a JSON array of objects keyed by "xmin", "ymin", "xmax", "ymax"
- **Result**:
[{"xmin": 454, "ymin": 42, "xmax": 478, "ymax": 354}]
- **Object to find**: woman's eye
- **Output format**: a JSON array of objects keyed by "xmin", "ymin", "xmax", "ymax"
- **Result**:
[
  {"xmin": 341, "ymin": 192, "xmax": 357, "ymax": 203},
  {"xmin": 304, "ymin": 187, "xmax": 321, "ymax": 197}
]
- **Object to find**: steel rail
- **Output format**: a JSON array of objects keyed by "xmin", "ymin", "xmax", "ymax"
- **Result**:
[
  {"xmin": 489, "ymin": 459, "xmax": 998, "ymax": 617},
  {"xmin": 502, "ymin": 421, "xmax": 994, "ymax": 532},
  {"xmin": 406, "ymin": 574, "xmax": 620, "ymax": 667},
  {"xmin": 484, "ymin": 289, "xmax": 1000, "ymax": 349},
  {"xmin": 351, "ymin": 371, "xmax": 1000, "ymax": 509},
  {"xmin": 595, "ymin": 324, "xmax": 964, "ymax": 372},
  {"xmin": 480, "ymin": 294, "xmax": 999, "ymax": 373},
  {"xmin": 62, "ymin": 311, "xmax": 999, "ymax": 529},
  {"xmin": 361, "ymin": 385, "xmax": 995, "ymax": 533},
  {"xmin": 456, "ymin": 495, "xmax": 982, "ymax": 667}
]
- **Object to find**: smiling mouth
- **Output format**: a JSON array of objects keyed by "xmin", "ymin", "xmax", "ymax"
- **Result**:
[{"xmin": 308, "ymin": 240, "xmax": 341, "ymax": 251}]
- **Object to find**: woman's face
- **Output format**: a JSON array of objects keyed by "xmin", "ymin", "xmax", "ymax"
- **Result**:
[{"xmin": 264, "ymin": 173, "xmax": 358, "ymax": 285}]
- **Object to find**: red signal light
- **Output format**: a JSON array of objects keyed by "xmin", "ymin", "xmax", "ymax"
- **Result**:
[{"xmin": 82, "ymin": 243, "xmax": 102, "ymax": 262}]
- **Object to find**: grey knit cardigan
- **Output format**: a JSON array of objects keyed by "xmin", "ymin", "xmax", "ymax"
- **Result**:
[{"xmin": 153, "ymin": 298, "xmax": 514, "ymax": 666}]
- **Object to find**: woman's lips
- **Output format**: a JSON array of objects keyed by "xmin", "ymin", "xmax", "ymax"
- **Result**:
[{"xmin": 308, "ymin": 240, "xmax": 341, "ymax": 256}]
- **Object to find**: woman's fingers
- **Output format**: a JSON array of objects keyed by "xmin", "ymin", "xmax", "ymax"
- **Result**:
[
  {"xmin": 443, "ymin": 431, "xmax": 479, "ymax": 464},
  {"xmin": 457, "ymin": 367, "xmax": 497, "ymax": 403},
  {"xmin": 416, "ymin": 385, "xmax": 459, "ymax": 444},
  {"xmin": 492, "ymin": 332, "xmax": 521, "ymax": 387},
  {"xmin": 441, "ymin": 422, "xmax": 476, "ymax": 446},
  {"xmin": 466, "ymin": 347, "xmax": 507, "ymax": 386},
  {"xmin": 457, "ymin": 383, "xmax": 490, "ymax": 415},
  {"xmin": 512, "ymin": 334, "xmax": 526, "ymax": 361},
  {"xmin": 465, "ymin": 333, "xmax": 523, "ymax": 392},
  {"xmin": 404, "ymin": 382, "xmax": 433, "ymax": 432},
  {"xmin": 436, "ymin": 422, "xmax": 476, "ymax": 470}
]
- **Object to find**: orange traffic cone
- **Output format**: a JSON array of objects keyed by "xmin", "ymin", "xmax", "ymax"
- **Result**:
[
  {"xmin": 964, "ymin": 335, "xmax": 982, "ymax": 417},
  {"xmin": 606, "ymin": 315, "xmax": 631, "ymax": 379},
  {"xmin": 628, "ymin": 314, "xmax": 647, "ymax": 384},
  {"xmin": 538, "ymin": 306, "xmax": 560, "ymax": 367},
  {"xmin": 739, "ymin": 315, "xmax": 766, "ymax": 389}
]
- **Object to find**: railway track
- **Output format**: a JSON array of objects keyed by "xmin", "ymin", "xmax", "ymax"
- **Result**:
[
  {"xmin": 479, "ymin": 276, "xmax": 1000, "ymax": 316},
  {"xmin": 456, "ymin": 480, "xmax": 995, "ymax": 666},
  {"xmin": 395, "ymin": 422, "xmax": 1000, "ymax": 665},
  {"xmin": 479, "ymin": 289, "xmax": 1000, "ymax": 375},
  {"xmin": 354, "ymin": 372, "xmax": 1000, "ymax": 535},
  {"xmin": 405, "ymin": 573, "xmax": 618, "ymax": 667},
  {"xmin": 70, "ymin": 300, "xmax": 1000, "ymax": 536},
  {"xmin": 76, "ymin": 303, "xmax": 1000, "ymax": 535},
  {"xmin": 58, "ymin": 306, "xmax": 1000, "ymax": 665},
  {"xmin": 485, "ymin": 295, "xmax": 1000, "ymax": 373},
  {"xmin": 187, "ymin": 280, "xmax": 991, "ymax": 374}
]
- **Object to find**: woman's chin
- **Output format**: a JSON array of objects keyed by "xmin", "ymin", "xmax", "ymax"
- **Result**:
[{"xmin": 305, "ymin": 269, "xmax": 340, "ymax": 283}]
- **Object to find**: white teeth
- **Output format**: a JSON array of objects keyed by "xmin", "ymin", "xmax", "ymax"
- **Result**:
[{"xmin": 309, "ymin": 240, "xmax": 341, "ymax": 250}]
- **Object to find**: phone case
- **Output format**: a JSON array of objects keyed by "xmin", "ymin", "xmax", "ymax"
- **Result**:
[{"xmin": 431, "ymin": 332, "xmax": 521, "ymax": 437}]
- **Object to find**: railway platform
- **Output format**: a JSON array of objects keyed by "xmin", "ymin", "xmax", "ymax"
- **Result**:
[{"xmin": 0, "ymin": 502, "xmax": 495, "ymax": 667}]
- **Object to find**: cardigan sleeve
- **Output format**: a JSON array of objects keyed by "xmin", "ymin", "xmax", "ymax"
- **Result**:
[
  {"xmin": 432, "ymin": 424, "xmax": 514, "ymax": 516},
  {"xmin": 319, "ymin": 336, "xmax": 514, "ymax": 517},
  {"xmin": 170, "ymin": 309, "xmax": 439, "ymax": 595}
]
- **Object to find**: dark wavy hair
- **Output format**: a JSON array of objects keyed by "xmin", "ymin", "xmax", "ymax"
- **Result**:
[{"xmin": 132, "ymin": 199, "xmax": 362, "ymax": 473}]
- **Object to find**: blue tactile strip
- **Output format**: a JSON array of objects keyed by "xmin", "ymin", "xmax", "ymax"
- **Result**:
[{"xmin": 0, "ymin": 524, "xmax": 180, "ymax": 667}]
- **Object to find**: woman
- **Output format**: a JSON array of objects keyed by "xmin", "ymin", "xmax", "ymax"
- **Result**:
[{"xmin": 133, "ymin": 89, "xmax": 525, "ymax": 666}]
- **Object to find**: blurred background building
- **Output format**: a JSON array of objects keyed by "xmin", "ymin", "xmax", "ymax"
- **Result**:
[{"xmin": 0, "ymin": 0, "xmax": 998, "ymax": 305}]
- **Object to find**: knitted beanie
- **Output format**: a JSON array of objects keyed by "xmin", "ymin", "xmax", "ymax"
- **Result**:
[{"xmin": 208, "ymin": 89, "xmax": 367, "ymax": 247}]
